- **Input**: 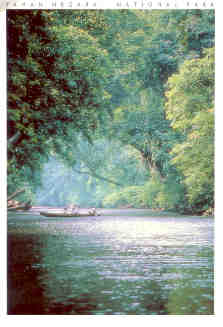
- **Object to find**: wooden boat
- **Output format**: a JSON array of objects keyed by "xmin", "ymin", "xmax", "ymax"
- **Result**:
[{"xmin": 39, "ymin": 210, "xmax": 100, "ymax": 218}]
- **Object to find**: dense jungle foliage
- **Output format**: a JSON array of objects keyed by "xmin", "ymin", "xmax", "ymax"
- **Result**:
[{"xmin": 7, "ymin": 9, "xmax": 215, "ymax": 214}]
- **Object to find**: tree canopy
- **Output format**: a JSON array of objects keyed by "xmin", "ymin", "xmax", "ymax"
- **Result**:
[
  {"xmin": 7, "ymin": 10, "xmax": 112, "ymax": 192},
  {"xmin": 7, "ymin": 9, "xmax": 215, "ymax": 214},
  {"xmin": 165, "ymin": 48, "xmax": 214, "ymax": 212}
]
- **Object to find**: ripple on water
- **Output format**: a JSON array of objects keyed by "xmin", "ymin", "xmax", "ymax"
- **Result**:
[{"xmin": 7, "ymin": 213, "xmax": 214, "ymax": 315}]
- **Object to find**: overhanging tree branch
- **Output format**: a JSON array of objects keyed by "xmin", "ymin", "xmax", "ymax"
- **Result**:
[{"xmin": 72, "ymin": 168, "xmax": 123, "ymax": 186}]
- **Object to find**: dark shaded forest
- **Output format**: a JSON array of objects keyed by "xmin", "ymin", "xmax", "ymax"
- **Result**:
[{"xmin": 7, "ymin": 9, "xmax": 214, "ymax": 214}]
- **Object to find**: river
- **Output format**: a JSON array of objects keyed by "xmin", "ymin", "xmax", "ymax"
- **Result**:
[{"xmin": 7, "ymin": 209, "xmax": 214, "ymax": 315}]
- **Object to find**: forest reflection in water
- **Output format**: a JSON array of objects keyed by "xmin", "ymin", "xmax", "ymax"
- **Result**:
[{"xmin": 7, "ymin": 210, "xmax": 214, "ymax": 315}]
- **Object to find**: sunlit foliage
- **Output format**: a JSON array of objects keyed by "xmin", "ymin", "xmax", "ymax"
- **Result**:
[{"xmin": 165, "ymin": 48, "xmax": 214, "ymax": 212}]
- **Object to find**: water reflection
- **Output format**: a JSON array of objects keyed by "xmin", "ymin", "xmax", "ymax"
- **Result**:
[
  {"xmin": 7, "ymin": 234, "xmax": 46, "ymax": 314},
  {"xmin": 8, "ymin": 213, "xmax": 214, "ymax": 315}
]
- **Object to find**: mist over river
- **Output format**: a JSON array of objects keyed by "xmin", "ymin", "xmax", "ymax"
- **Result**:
[{"xmin": 7, "ymin": 209, "xmax": 214, "ymax": 315}]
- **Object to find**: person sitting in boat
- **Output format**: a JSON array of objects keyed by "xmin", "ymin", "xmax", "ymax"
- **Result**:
[
  {"xmin": 88, "ymin": 207, "xmax": 96, "ymax": 215},
  {"xmin": 64, "ymin": 204, "xmax": 79, "ymax": 214},
  {"xmin": 88, "ymin": 207, "xmax": 100, "ymax": 216}
]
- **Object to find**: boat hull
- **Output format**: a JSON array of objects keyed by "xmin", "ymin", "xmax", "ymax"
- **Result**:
[{"xmin": 39, "ymin": 211, "xmax": 99, "ymax": 217}]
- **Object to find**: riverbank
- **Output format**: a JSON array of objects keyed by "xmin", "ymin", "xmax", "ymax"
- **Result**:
[{"xmin": 8, "ymin": 207, "xmax": 214, "ymax": 219}]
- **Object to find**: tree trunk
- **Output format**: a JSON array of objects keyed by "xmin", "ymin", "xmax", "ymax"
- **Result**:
[
  {"xmin": 7, "ymin": 188, "xmax": 25, "ymax": 201},
  {"xmin": 129, "ymin": 141, "xmax": 165, "ymax": 181},
  {"xmin": 8, "ymin": 131, "xmax": 21, "ymax": 147},
  {"xmin": 8, "ymin": 201, "xmax": 32, "ymax": 211}
]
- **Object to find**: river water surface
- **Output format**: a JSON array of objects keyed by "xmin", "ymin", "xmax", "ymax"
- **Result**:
[{"xmin": 8, "ymin": 209, "xmax": 214, "ymax": 315}]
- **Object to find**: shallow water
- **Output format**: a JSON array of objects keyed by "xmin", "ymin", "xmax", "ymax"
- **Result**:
[{"xmin": 7, "ymin": 209, "xmax": 214, "ymax": 315}]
